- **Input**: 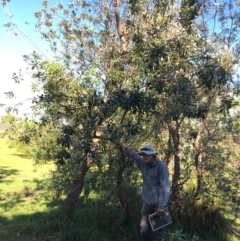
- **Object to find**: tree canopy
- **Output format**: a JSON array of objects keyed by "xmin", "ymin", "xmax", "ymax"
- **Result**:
[{"xmin": 2, "ymin": 0, "xmax": 240, "ymax": 240}]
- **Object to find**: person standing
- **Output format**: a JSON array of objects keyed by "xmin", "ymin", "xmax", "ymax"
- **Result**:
[{"xmin": 119, "ymin": 143, "xmax": 170, "ymax": 241}]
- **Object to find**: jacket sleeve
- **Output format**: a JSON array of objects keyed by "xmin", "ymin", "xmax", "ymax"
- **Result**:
[
  {"xmin": 125, "ymin": 147, "xmax": 144, "ymax": 171},
  {"xmin": 158, "ymin": 163, "xmax": 170, "ymax": 208}
]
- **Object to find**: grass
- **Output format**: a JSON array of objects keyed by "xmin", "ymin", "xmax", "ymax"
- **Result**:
[
  {"xmin": 0, "ymin": 136, "xmax": 54, "ymax": 217},
  {"xmin": 0, "ymin": 134, "xmax": 137, "ymax": 241},
  {"xmin": 0, "ymin": 134, "xmax": 58, "ymax": 241},
  {"xmin": 0, "ymin": 131, "xmax": 240, "ymax": 241}
]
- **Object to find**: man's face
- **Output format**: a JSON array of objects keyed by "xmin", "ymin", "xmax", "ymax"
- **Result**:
[{"xmin": 141, "ymin": 153, "xmax": 155, "ymax": 164}]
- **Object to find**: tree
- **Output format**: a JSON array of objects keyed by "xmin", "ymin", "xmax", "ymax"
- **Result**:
[
  {"xmin": 124, "ymin": 0, "xmax": 240, "ymax": 218},
  {"xmin": 2, "ymin": 0, "xmax": 240, "ymax": 239}
]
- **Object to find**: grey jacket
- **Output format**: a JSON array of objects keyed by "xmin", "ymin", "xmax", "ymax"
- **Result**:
[{"xmin": 125, "ymin": 147, "xmax": 170, "ymax": 208}]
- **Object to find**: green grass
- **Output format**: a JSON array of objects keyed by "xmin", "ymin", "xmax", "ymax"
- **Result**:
[
  {"xmin": 1, "ymin": 132, "xmax": 239, "ymax": 241},
  {"xmin": 0, "ymin": 135, "xmax": 150, "ymax": 241},
  {"xmin": 0, "ymin": 136, "xmax": 55, "ymax": 218},
  {"xmin": 0, "ymin": 135, "xmax": 58, "ymax": 241}
]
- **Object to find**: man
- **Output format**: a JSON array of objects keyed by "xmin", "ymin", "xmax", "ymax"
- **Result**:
[{"xmin": 119, "ymin": 143, "xmax": 170, "ymax": 241}]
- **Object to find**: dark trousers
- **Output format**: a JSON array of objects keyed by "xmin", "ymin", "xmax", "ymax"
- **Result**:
[{"xmin": 140, "ymin": 203, "xmax": 165, "ymax": 241}]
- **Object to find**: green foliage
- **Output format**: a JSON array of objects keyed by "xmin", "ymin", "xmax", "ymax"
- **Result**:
[
  {"xmin": 179, "ymin": 0, "xmax": 200, "ymax": 33},
  {"xmin": 180, "ymin": 195, "xmax": 230, "ymax": 240},
  {"xmin": 167, "ymin": 228, "xmax": 201, "ymax": 241},
  {"xmin": 1, "ymin": 130, "xmax": 240, "ymax": 240},
  {"xmin": 198, "ymin": 59, "xmax": 229, "ymax": 90},
  {"xmin": 2, "ymin": 0, "xmax": 240, "ymax": 240}
]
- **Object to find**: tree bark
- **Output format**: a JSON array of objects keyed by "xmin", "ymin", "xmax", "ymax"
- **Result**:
[
  {"xmin": 59, "ymin": 154, "xmax": 91, "ymax": 218},
  {"xmin": 113, "ymin": 0, "xmax": 127, "ymax": 52},
  {"xmin": 112, "ymin": 1, "xmax": 130, "ymax": 222},
  {"xmin": 166, "ymin": 129, "xmax": 174, "ymax": 167},
  {"xmin": 193, "ymin": 92, "xmax": 216, "ymax": 199},
  {"xmin": 116, "ymin": 149, "xmax": 130, "ymax": 226},
  {"xmin": 166, "ymin": 116, "xmax": 182, "ymax": 219},
  {"xmin": 193, "ymin": 124, "xmax": 205, "ymax": 199}
]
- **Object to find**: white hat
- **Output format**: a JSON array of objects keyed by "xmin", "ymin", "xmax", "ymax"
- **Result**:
[{"xmin": 138, "ymin": 144, "xmax": 158, "ymax": 155}]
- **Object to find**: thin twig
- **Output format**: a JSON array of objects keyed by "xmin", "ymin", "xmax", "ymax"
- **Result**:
[{"xmin": 3, "ymin": 5, "xmax": 50, "ymax": 60}]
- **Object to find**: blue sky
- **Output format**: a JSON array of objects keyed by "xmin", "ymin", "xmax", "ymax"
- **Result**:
[
  {"xmin": 0, "ymin": 1, "xmax": 239, "ymax": 117},
  {"xmin": 0, "ymin": 0, "xmax": 67, "ymax": 117}
]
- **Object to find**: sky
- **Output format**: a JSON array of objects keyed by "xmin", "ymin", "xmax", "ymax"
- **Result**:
[
  {"xmin": 0, "ymin": 0, "xmax": 67, "ymax": 118},
  {"xmin": 1, "ymin": 1, "xmax": 239, "ymax": 118}
]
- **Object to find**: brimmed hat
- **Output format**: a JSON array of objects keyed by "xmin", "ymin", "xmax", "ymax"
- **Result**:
[{"xmin": 138, "ymin": 144, "xmax": 158, "ymax": 155}]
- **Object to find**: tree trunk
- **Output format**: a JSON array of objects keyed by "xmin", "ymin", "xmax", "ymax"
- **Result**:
[
  {"xmin": 59, "ymin": 154, "xmax": 91, "ymax": 219},
  {"xmin": 166, "ymin": 117, "xmax": 182, "ymax": 219},
  {"xmin": 113, "ymin": 0, "xmax": 127, "ymax": 52},
  {"xmin": 165, "ymin": 131, "xmax": 173, "ymax": 166},
  {"xmin": 193, "ymin": 92, "xmax": 216, "ymax": 199},
  {"xmin": 193, "ymin": 126, "xmax": 204, "ymax": 199},
  {"xmin": 116, "ymin": 149, "xmax": 130, "ymax": 226}
]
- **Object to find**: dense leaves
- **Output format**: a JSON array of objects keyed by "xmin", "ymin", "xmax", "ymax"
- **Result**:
[{"xmin": 2, "ymin": 0, "xmax": 240, "ymax": 240}]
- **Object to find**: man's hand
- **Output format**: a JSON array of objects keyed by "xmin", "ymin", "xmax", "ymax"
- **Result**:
[{"xmin": 157, "ymin": 207, "xmax": 165, "ymax": 215}]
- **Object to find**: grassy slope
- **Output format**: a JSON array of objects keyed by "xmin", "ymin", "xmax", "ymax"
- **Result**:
[
  {"xmin": 0, "ymin": 135, "xmax": 58, "ymax": 241},
  {"xmin": 0, "ymin": 132, "xmax": 239, "ymax": 241},
  {"xmin": 0, "ymin": 137, "xmax": 53, "ymax": 217},
  {"xmin": 0, "ymin": 135, "xmax": 129, "ymax": 241}
]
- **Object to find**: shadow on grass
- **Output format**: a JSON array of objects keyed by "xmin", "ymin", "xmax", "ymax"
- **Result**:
[
  {"xmin": 0, "ymin": 195, "xmax": 140, "ymax": 241},
  {"xmin": 0, "ymin": 209, "xmax": 62, "ymax": 241},
  {"xmin": 0, "ymin": 178, "xmax": 59, "ymax": 210},
  {"xmin": 0, "ymin": 166, "xmax": 19, "ymax": 183},
  {"xmin": 10, "ymin": 153, "xmax": 32, "ymax": 159},
  {"xmin": 0, "ymin": 189, "xmax": 234, "ymax": 241},
  {"xmin": 0, "ymin": 177, "xmax": 65, "ymax": 241}
]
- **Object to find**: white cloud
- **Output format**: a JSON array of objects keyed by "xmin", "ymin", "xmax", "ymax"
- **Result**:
[{"xmin": 0, "ymin": 51, "xmax": 35, "ymax": 116}]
